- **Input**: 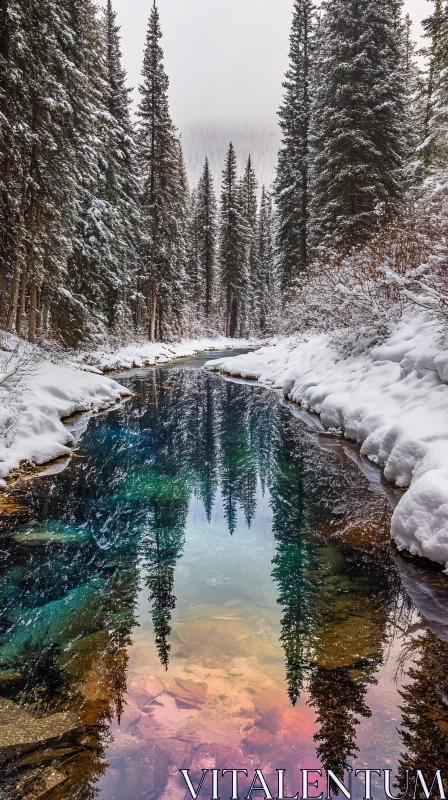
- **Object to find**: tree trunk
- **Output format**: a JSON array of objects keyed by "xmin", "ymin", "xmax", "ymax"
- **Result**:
[
  {"xmin": 41, "ymin": 301, "xmax": 49, "ymax": 333},
  {"xmin": 6, "ymin": 262, "xmax": 21, "ymax": 330},
  {"xmin": 149, "ymin": 282, "xmax": 157, "ymax": 342},
  {"xmin": 28, "ymin": 282, "xmax": 37, "ymax": 344},
  {"xmin": 16, "ymin": 269, "xmax": 27, "ymax": 338},
  {"xmin": 0, "ymin": 272, "xmax": 8, "ymax": 327},
  {"xmin": 226, "ymin": 286, "xmax": 231, "ymax": 338}
]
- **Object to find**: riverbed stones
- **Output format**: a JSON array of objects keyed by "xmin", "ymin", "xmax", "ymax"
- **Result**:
[
  {"xmin": 119, "ymin": 701, "xmax": 142, "ymax": 729},
  {"xmin": 166, "ymin": 678, "xmax": 207, "ymax": 709},
  {"xmin": 106, "ymin": 732, "xmax": 145, "ymax": 760},
  {"xmin": 128, "ymin": 676, "xmax": 165, "ymax": 709},
  {"xmin": 241, "ymin": 726, "xmax": 274, "ymax": 755},
  {"xmin": 99, "ymin": 743, "xmax": 169, "ymax": 800},
  {"xmin": 0, "ymin": 697, "xmax": 82, "ymax": 763},
  {"xmin": 186, "ymin": 743, "xmax": 241, "ymax": 781},
  {"xmin": 252, "ymin": 688, "xmax": 284, "ymax": 715}
]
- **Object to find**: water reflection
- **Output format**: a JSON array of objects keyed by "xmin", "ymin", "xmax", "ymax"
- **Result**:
[{"xmin": 0, "ymin": 365, "xmax": 446, "ymax": 799}]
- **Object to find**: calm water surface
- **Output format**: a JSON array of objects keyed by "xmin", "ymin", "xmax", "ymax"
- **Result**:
[{"xmin": 0, "ymin": 355, "xmax": 447, "ymax": 799}]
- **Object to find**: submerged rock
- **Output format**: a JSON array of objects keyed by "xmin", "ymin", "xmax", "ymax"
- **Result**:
[
  {"xmin": 166, "ymin": 678, "xmax": 207, "ymax": 709},
  {"xmin": 128, "ymin": 677, "xmax": 165, "ymax": 709},
  {"xmin": 0, "ymin": 697, "xmax": 82, "ymax": 764}
]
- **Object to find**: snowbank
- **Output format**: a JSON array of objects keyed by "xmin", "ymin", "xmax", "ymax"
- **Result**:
[
  {"xmin": 76, "ymin": 336, "xmax": 261, "ymax": 373},
  {"xmin": 0, "ymin": 360, "xmax": 130, "ymax": 484},
  {"xmin": 206, "ymin": 314, "xmax": 448, "ymax": 570}
]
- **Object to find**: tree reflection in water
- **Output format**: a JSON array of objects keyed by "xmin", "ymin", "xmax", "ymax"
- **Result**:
[
  {"xmin": 398, "ymin": 630, "xmax": 448, "ymax": 795},
  {"xmin": 269, "ymin": 411, "xmax": 415, "ymax": 781},
  {"xmin": 0, "ymin": 367, "xmax": 446, "ymax": 799}
]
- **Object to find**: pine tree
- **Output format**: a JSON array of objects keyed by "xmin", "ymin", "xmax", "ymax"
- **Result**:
[
  {"xmin": 309, "ymin": 0, "xmax": 409, "ymax": 255},
  {"xmin": 420, "ymin": 0, "xmax": 448, "ymax": 174},
  {"xmin": 256, "ymin": 188, "xmax": 277, "ymax": 335},
  {"xmin": 186, "ymin": 158, "xmax": 218, "ymax": 319},
  {"xmin": 137, "ymin": 1, "xmax": 187, "ymax": 342},
  {"xmin": 102, "ymin": 0, "xmax": 140, "ymax": 334},
  {"xmin": 400, "ymin": 14, "xmax": 427, "ymax": 178},
  {"xmin": 0, "ymin": 0, "xmax": 27, "ymax": 331},
  {"xmin": 240, "ymin": 156, "xmax": 258, "ymax": 332},
  {"xmin": 275, "ymin": 0, "xmax": 314, "ymax": 293},
  {"xmin": 219, "ymin": 143, "xmax": 249, "ymax": 338},
  {"xmin": 196, "ymin": 157, "xmax": 218, "ymax": 317},
  {"xmin": 65, "ymin": 0, "xmax": 113, "ymax": 342},
  {"xmin": 1, "ymin": 0, "xmax": 80, "ymax": 343},
  {"xmin": 186, "ymin": 187, "xmax": 201, "ymax": 305}
]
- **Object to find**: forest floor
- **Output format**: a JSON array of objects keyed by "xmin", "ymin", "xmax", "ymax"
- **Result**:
[{"xmin": 206, "ymin": 312, "xmax": 448, "ymax": 570}]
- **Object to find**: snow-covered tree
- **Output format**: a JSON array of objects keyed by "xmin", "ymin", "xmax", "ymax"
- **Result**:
[
  {"xmin": 419, "ymin": 0, "xmax": 448, "ymax": 175},
  {"xmin": 275, "ymin": 0, "xmax": 315, "ymax": 292},
  {"xmin": 256, "ymin": 188, "xmax": 278, "ymax": 335},
  {"xmin": 137, "ymin": 1, "xmax": 187, "ymax": 342},
  {"xmin": 219, "ymin": 144, "xmax": 249, "ymax": 338},
  {"xmin": 309, "ymin": 0, "xmax": 410, "ymax": 255},
  {"xmin": 240, "ymin": 156, "xmax": 258, "ymax": 331},
  {"xmin": 65, "ymin": 0, "xmax": 116, "ymax": 343},
  {"xmin": 196, "ymin": 158, "xmax": 218, "ymax": 317},
  {"xmin": 186, "ymin": 187, "xmax": 201, "ymax": 306},
  {"xmin": 101, "ymin": 0, "xmax": 141, "ymax": 334},
  {"xmin": 1, "ymin": 0, "xmax": 80, "ymax": 344}
]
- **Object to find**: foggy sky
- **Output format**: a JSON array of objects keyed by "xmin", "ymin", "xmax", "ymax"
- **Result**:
[{"xmin": 108, "ymin": 0, "xmax": 433, "ymax": 128}]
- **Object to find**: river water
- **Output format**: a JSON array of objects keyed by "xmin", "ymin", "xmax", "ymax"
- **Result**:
[{"xmin": 0, "ymin": 354, "xmax": 447, "ymax": 800}]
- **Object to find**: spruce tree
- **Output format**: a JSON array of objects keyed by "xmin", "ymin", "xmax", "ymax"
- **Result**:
[
  {"xmin": 196, "ymin": 157, "xmax": 218, "ymax": 317},
  {"xmin": 240, "ymin": 156, "xmax": 258, "ymax": 332},
  {"xmin": 1, "ymin": 0, "xmax": 81, "ymax": 344},
  {"xmin": 137, "ymin": 1, "xmax": 187, "ymax": 342},
  {"xmin": 102, "ymin": 0, "xmax": 141, "ymax": 334},
  {"xmin": 65, "ymin": 0, "xmax": 118, "ymax": 344},
  {"xmin": 256, "ymin": 188, "xmax": 277, "ymax": 335},
  {"xmin": 309, "ymin": 0, "xmax": 409, "ymax": 254},
  {"xmin": 420, "ymin": 0, "xmax": 448, "ymax": 173},
  {"xmin": 403, "ymin": 15, "xmax": 426, "ymax": 154},
  {"xmin": 186, "ymin": 187, "xmax": 201, "ymax": 306},
  {"xmin": 219, "ymin": 143, "xmax": 249, "ymax": 338},
  {"xmin": 275, "ymin": 0, "xmax": 314, "ymax": 292},
  {"xmin": 0, "ymin": 0, "xmax": 27, "ymax": 331}
]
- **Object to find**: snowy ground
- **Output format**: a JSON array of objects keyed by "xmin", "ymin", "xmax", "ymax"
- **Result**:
[
  {"xmin": 75, "ymin": 336, "xmax": 261, "ymax": 373},
  {"xmin": 205, "ymin": 313, "xmax": 448, "ymax": 571},
  {"xmin": 0, "ymin": 359, "xmax": 130, "ymax": 485}
]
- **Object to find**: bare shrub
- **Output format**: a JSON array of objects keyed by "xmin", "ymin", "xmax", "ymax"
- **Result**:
[
  {"xmin": 0, "ymin": 336, "xmax": 43, "ymax": 448},
  {"xmin": 281, "ymin": 200, "xmax": 448, "ymax": 355}
]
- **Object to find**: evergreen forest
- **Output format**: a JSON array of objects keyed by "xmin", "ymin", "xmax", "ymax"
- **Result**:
[{"xmin": 1, "ymin": 0, "xmax": 447, "ymax": 350}]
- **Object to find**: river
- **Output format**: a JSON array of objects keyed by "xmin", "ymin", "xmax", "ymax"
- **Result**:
[{"xmin": 0, "ymin": 354, "xmax": 447, "ymax": 799}]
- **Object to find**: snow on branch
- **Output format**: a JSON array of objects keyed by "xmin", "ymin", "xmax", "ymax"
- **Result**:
[{"xmin": 282, "ymin": 200, "xmax": 448, "ymax": 355}]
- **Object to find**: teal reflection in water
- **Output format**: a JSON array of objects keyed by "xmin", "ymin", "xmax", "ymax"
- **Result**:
[{"xmin": 0, "ymin": 362, "xmax": 446, "ymax": 800}]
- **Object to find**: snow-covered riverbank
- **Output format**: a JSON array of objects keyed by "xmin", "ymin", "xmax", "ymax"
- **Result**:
[
  {"xmin": 0, "ymin": 361, "xmax": 130, "ymax": 485},
  {"xmin": 0, "ymin": 337, "xmax": 256, "ymax": 486},
  {"xmin": 206, "ymin": 314, "xmax": 448, "ymax": 571},
  {"xmin": 75, "ymin": 336, "xmax": 260, "ymax": 373}
]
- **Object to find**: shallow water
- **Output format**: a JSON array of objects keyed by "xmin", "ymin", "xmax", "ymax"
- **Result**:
[{"xmin": 0, "ymin": 357, "xmax": 447, "ymax": 800}]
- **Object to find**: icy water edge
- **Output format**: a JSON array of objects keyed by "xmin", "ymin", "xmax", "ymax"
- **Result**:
[{"xmin": 0, "ymin": 353, "xmax": 447, "ymax": 800}]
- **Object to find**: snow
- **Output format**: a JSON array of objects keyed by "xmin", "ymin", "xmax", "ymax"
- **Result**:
[
  {"xmin": 0, "ymin": 360, "xmax": 130, "ymax": 485},
  {"xmin": 205, "ymin": 313, "xmax": 448, "ymax": 570},
  {"xmin": 75, "ymin": 336, "xmax": 261, "ymax": 373}
]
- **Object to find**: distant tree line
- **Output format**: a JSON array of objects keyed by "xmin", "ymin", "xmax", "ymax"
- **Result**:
[{"xmin": 0, "ymin": 0, "xmax": 278, "ymax": 347}]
